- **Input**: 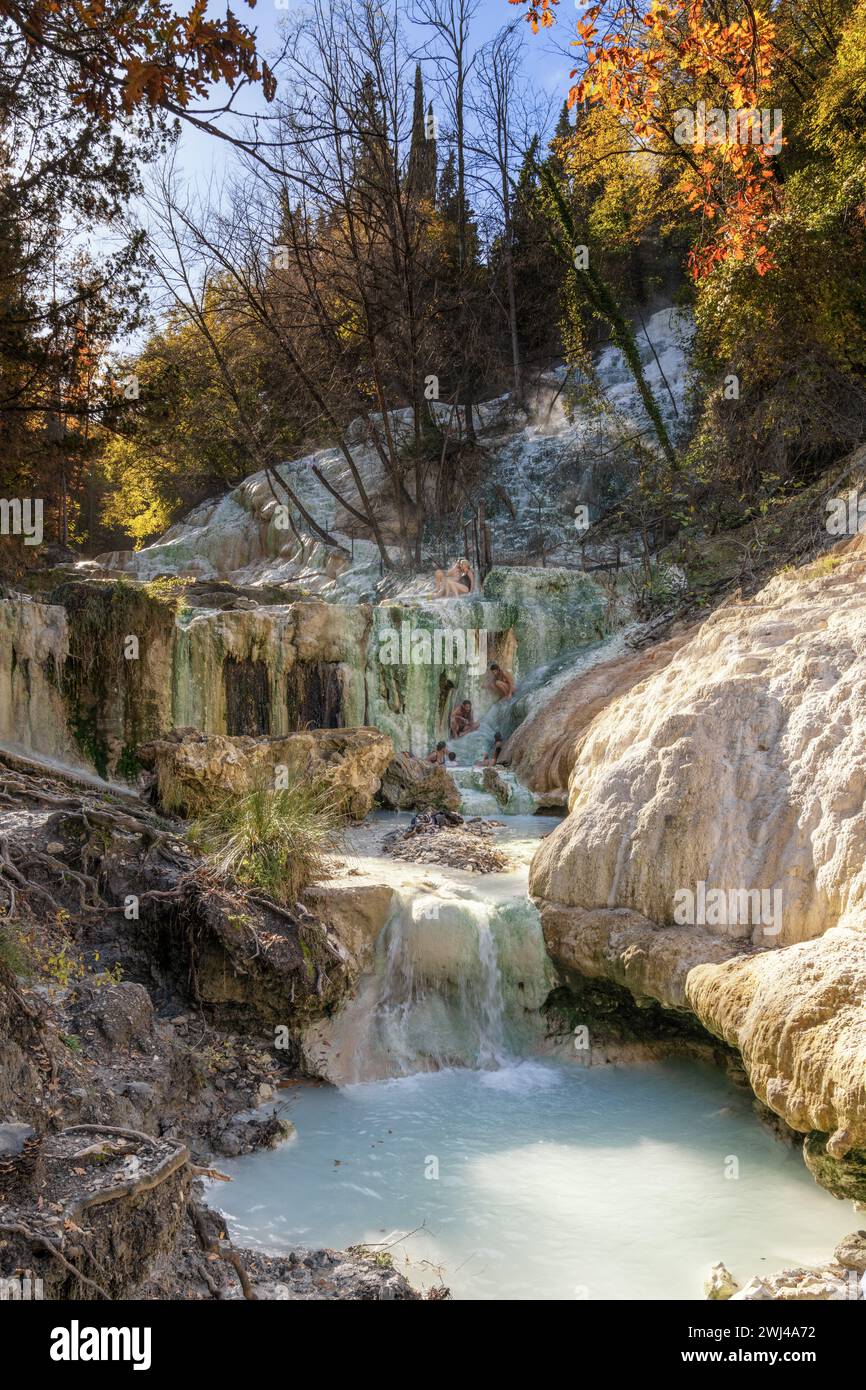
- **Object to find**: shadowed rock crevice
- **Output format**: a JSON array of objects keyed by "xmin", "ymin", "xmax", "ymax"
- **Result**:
[
  {"xmin": 286, "ymin": 659, "xmax": 344, "ymax": 731},
  {"xmin": 224, "ymin": 656, "xmax": 271, "ymax": 736}
]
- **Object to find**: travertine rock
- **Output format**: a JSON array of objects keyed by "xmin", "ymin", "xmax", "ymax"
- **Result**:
[
  {"xmin": 0, "ymin": 597, "xmax": 76, "ymax": 763},
  {"xmin": 303, "ymin": 881, "xmax": 396, "ymax": 975},
  {"xmin": 539, "ymin": 901, "xmax": 738, "ymax": 1010},
  {"xmin": 529, "ymin": 534, "xmax": 866, "ymax": 1181},
  {"xmin": 139, "ymin": 727, "xmax": 394, "ymax": 820},
  {"xmin": 729, "ymin": 1265, "xmax": 858, "ymax": 1301},
  {"xmin": 729, "ymin": 1276, "xmax": 772, "ymax": 1301},
  {"xmin": 504, "ymin": 631, "xmax": 690, "ymax": 795},
  {"xmin": 834, "ymin": 1231, "xmax": 866, "ymax": 1272},
  {"xmin": 377, "ymin": 751, "xmax": 461, "ymax": 813},
  {"xmin": 704, "ymin": 1262, "xmax": 739, "ymax": 1300},
  {"xmin": 532, "ymin": 536, "xmax": 866, "ymax": 945},
  {"xmin": 687, "ymin": 929, "xmax": 866, "ymax": 1148}
]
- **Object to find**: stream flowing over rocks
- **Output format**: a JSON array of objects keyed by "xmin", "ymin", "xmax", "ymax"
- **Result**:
[{"xmin": 1, "ymin": 309, "xmax": 865, "ymax": 1305}]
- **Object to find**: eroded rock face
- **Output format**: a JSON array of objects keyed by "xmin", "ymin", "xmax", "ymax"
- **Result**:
[
  {"xmin": 174, "ymin": 600, "xmax": 369, "ymax": 737},
  {"xmin": 0, "ymin": 597, "xmax": 77, "ymax": 763},
  {"xmin": 304, "ymin": 881, "xmax": 395, "ymax": 976},
  {"xmin": 540, "ymin": 902, "xmax": 741, "ymax": 1011},
  {"xmin": 532, "ymin": 539, "xmax": 866, "ymax": 943},
  {"xmin": 687, "ymin": 929, "xmax": 866, "ymax": 1151},
  {"xmin": 0, "ymin": 1127, "xmax": 190, "ymax": 1299},
  {"xmin": 70, "ymin": 980, "xmax": 156, "ymax": 1052},
  {"xmin": 705, "ymin": 1262, "xmax": 739, "ymax": 1300},
  {"xmin": 725, "ymin": 1230, "xmax": 866, "ymax": 1301},
  {"xmin": 835, "ymin": 1231, "xmax": 866, "ymax": 1272},
  {"xmin": 504, "ymin": 631, "xmax": 690, "ymax": 795},
  {"xmin": 138, "ymin": 727, "xmax": 394, "ymax": 820},
  {"xmin": 529, "ymin": 536, "xmax": 866, "ymax": 1192}
]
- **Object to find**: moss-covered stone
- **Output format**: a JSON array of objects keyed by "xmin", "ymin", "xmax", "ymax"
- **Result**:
[
  {"xmin": 50, "ymin": 579, "xmax": 176, "ymax": 780},
  {"xmin": 803, "ymin": 1134, "xmax": 866, "ymax": 1203}
]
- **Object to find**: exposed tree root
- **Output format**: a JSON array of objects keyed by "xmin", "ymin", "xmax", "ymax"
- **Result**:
[
  {"xmin": 187, "ymin": 1200, "xmax": 258, "ymax": 1300},
  {"xmin": 0, "ymin": 1220, "xmax": 111, "ymax": 1299},
  {"xmin": 0, "ymin": 836, "xmax": 67, "ymax": 918}
]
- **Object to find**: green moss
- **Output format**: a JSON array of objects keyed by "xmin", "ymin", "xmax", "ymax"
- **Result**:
[
  {"xmin": 69, "ymin": 706, "xmax": 108, "ymax": 780},
  {"xmin": 803, "ymin": 1134, "xmax": 866, "ymax": 1202},
  {"xmin": 299, "ymin": 936, "xmax": 315, "ymax": 980},
  {"xmin": 116, "ymin": 744, "xmax": 141, "ymax": 780},
  {"xmin": 544, "ymin": 979, "xmax": 717, "ymax": 1049},
  {"xmin": 347, "ymin": 1244, "xmax": 394, "ymax": 1268},
  {"xmin": 50, "ymin": 578, "xmax": 176, "ymax": 781}
]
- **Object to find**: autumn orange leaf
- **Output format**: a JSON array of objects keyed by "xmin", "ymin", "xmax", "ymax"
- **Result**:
[{"xmin": 517, "ymin": 0, "xmax": 782, "ymax": 279}]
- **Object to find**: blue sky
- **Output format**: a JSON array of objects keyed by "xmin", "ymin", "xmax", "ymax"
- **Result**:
[
  {"xmin": 122, "ymin": 0, "xmax": 580, "ymax": 344},
  {"xmin": 170, "ymin": 0, "xmax": 577, "ymax": 190}
]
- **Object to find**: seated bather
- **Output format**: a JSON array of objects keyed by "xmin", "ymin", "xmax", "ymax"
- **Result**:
[
  {"xmin": 484, "ymin": 662, "xmax": 515, "ymax": 701},
  {"xmin": 427, "ymin": 740, "xmax": 448, "ymax": 765},
  {"xmin": 449, "ymin": 699, "xmax": 479, "ymax": 739},
  {"xmin": 432, "ymin": 558, "xmax": 474, "ymax": 598}
]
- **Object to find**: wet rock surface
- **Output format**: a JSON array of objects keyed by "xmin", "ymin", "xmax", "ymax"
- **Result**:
[
  {"xmin": 728, "ymin": 1261, "xmax": 864, "ymax": 1301},
  {"xmin": 142, "ymin": 1222, "xmax": 436, "ymax": 1300},
  {"xmin": 705, "ymin": 1233, "xmax": 866, "ymax": 1302},
  {"xmin": 377, "ymin": 752, "xmax": 461, "ymax": 813}
]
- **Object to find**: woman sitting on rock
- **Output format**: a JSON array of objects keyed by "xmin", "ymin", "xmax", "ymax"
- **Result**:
[{"xmin": 433, "ymin": 558, "xmax": 474, "ymax": 598}]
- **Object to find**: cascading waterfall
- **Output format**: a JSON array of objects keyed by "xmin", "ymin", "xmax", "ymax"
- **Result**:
[
  {"xmin": 446, "ymin": 765, "xmax": 540, "ymax": 816},
  {"xmin": 208, "ymin": 810, "xmax": 861, "ymax": 1303},
  {"xmin": 301, "ymin": 883, "xmax": 556, "ymax": 1085},
  {"xmin": 365, "ymin": 573, "xmax": 608, "ymax": 758},
  {"xmin": 474, "ymin": 917, "xmax": 508, "ymax": 1068},
  {"xmin": 373, "ymin": 897, "xmax": 510, "ymax": 1073}
]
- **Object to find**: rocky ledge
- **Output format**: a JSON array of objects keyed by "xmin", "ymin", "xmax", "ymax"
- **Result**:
[
  {"xmin": 0, "ymin": 753, "xmax": 433, "ymax": 1300},
  {"xmin": 707, "ymin": 1231, "xmax": 866, "ymax": 1302},
  {"xmin": 138, "ymin": 726, "xmax": 394, "ymax": 819}
]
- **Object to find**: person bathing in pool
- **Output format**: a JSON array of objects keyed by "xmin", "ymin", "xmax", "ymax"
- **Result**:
[{"xmin": 476, "ymin": 732, "xmax": 504, "ymax": 767}]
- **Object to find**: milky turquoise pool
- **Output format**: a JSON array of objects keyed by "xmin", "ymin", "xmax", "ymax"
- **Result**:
[{"xmin": 210, "ymin": 1057, "xmax": 855, "ymax": 1300}]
